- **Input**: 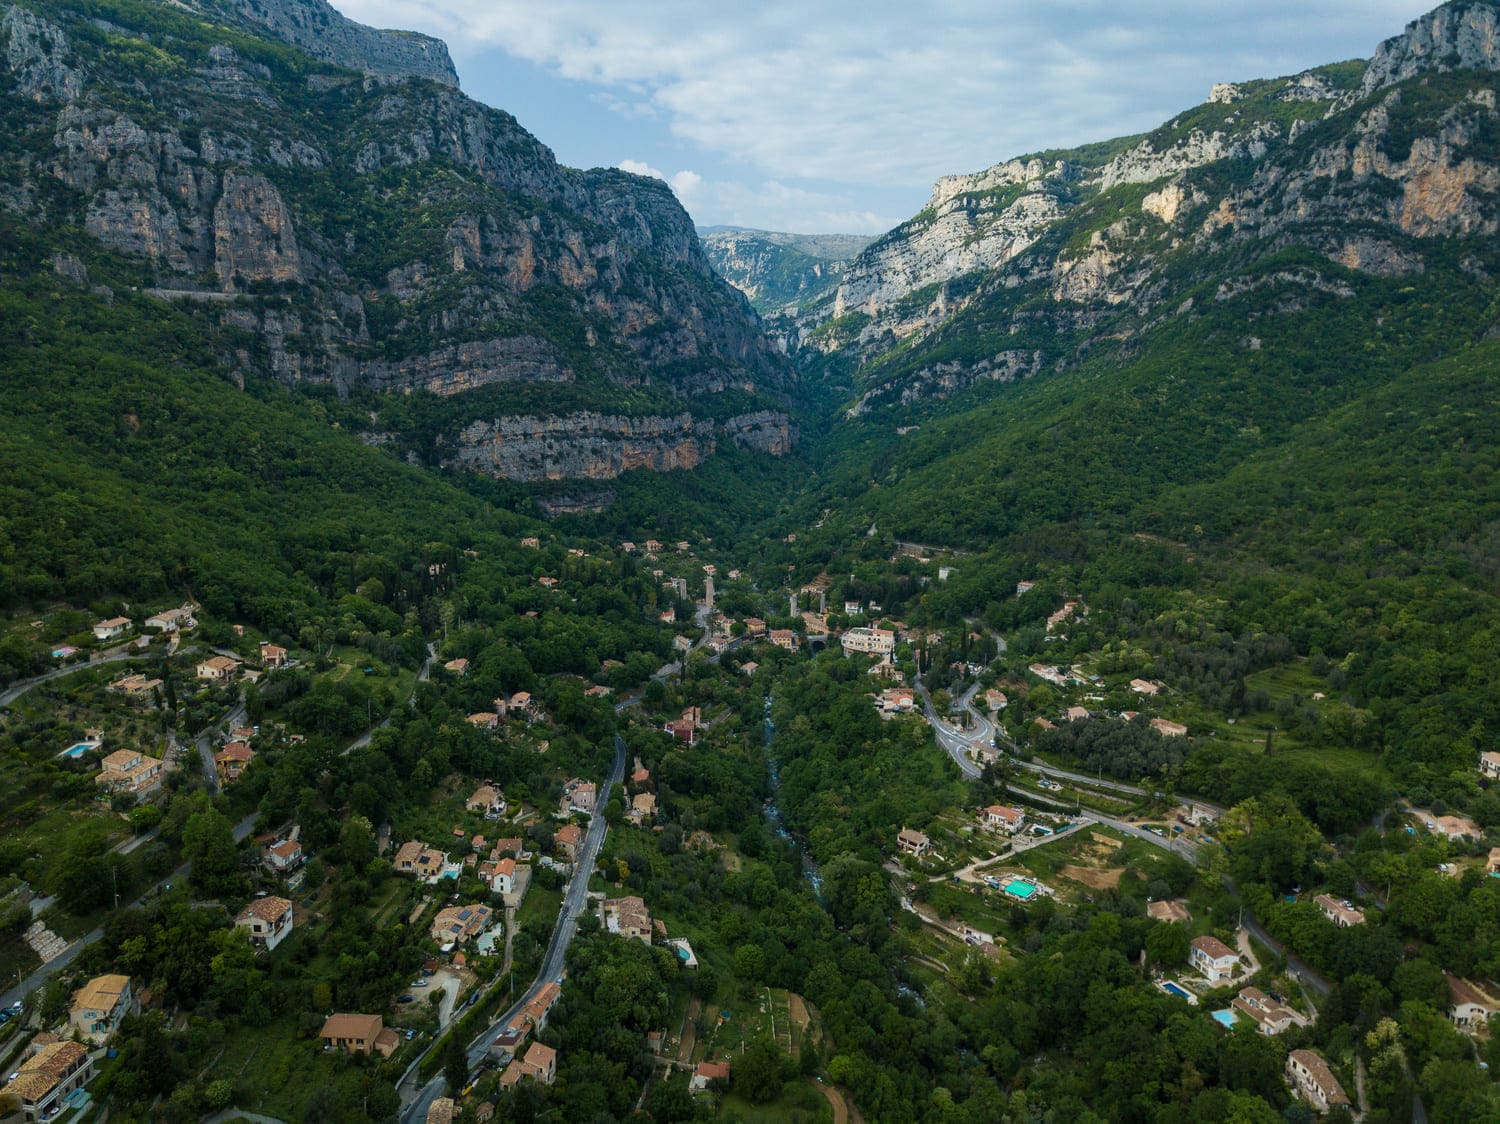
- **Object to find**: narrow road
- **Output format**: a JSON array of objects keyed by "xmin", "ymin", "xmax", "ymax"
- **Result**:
[
  {"xmin": 0, "ymin": 814, "xmax": 258, "ymax": 1012},
  {"xmin": 0, "ymin": 646, "xmax": 160, "ymax": 708},
  {"xmin": 399, "ymin": 733, "xmax": 627, "ymax": 1122},
  {"xmin": 195, "ymin": 700, "xmax": 247, "ymax": 794}
]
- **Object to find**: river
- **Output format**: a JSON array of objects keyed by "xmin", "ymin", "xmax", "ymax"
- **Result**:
[{"xmin": 761, "ymin": 694, "xmax": 825, "ymax": 901}]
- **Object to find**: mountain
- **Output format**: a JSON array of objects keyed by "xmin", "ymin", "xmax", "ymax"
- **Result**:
[
  {"xmin": 0, "ymin": 0, "xmax": 796, "ymax": 484},
  {"xmin": 700, "ymin": 226, "xmax": 872, "ymax": 314},
  {"xmin": 785, "ymin": 1, "xmax": 1500, "ymax": 418}
]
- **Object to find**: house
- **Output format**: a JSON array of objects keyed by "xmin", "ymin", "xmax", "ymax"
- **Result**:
[
  {"xmin": 568, "ymin": 782, "xmax": 597, "ymax": 814},
  {"xmin": 235, "ymin": 896, "xmax": 294, "ymax": 952},
  {"xmin": 196, "ymin": 655, "xmax": 240, "ymax": 681},
  {"xmin": 467, "ymin": 785, "xmax": 506, "ymax": 816},
  {"xmin": 984, "ymin": 689, "xmax": 1008, "ymax": 711},
  {"xmin": 630, "ymin": 764, "xmax": 651, "ymax": 788},
  {"xmin": 843, "ymin": 600, "xmax": 863, "ymax": 615},
  {"xmin": 444, "ymin": 657, "xmax": 469, "ymax": 676},
  {"xmin": 214, "ymin": 740, "xmax": 254, "ymax": 785},
  {"xmin": 1189, "ymin": 935, "xmax": 1240, "ymax": 982},
  {"xmin": 505, "ymin": 691, "xmax": 537, "ymax": 719},
  {"xmin": 1015, "ymin": 581, "xmax": 1035, "ymax": 597},
  {"xmin": 481, "ymin": 858, "xmax": 516, "ymax": 895},
  {"xmin": 538, "ymin": 576, "xmax": 559, "ymax": 588},
  {"xmin": 3, "ymin": 1040, "xmax": 92, "ymax": 1121},
  {"xmin": 517, "ymin": 1042, "xmax": 556, "ymax": 1085},
  {"xmin": 1129, "ymin": 679, "xmax": 1160, "ymax": 696},
  {"xmin": 521, "ymin": 981, "xmax": 561, "ymax": 1033},
  {"xmin": 982, "ymin": 805, "xmax": 1025, "ymax": 834},
  {"xmin": 1487, "ymin": 847, "xmax": 1500, "ymax": 875},
  {"xmin": 1064, "ymin": 706, "xmax": 1091, "ymax": 722},
  {"xmin": 690, "ymin": 1060, "xmax": 731, "ymax": 1093},
  {"xmin": 1315, "ymin": 894, "xmax": 1366, "ymax": 927},
  {"xmin": 1447, "ymin": 975, "xmax": 1499, "ymax": 1033},
  {"xmin": 320, "ymin": 1013, "xmax": 396, "ymax": 1056},
  {"xmin": 1232, "ymin": 987, "xmax": 1307, "ymax": 1036},
  {"xmin": 430, "ymin": 903, "xmax": 495, "ymax": 946},
  {"xmin": 1033, "ymin": 717, "xmax": 1057, "ymax": 732},
  {"xmin": 742, "ymin": 617, "xmax": 767, "ymax": 638},
  {"xmin": 1150, "ymin": 718, "xmax": 1189, "ymax": 738},
  {"xmin": 644, "ymin": 539, "xmax": 663, "ymax": 554},
  {"xmin": 841, "ymin": 627, "xmax": 895, "ymax": 657},
  {"xmin": 69, "ymin": 974, "xmax": 137, "ymax": 1043},
  {"xmin": 1479, "ymin": 751, "xmax": 1500, "ymax": 780},
  {"xmin": 1027, "ymin": 663, "xmax": 1069, "ymax": 687},
  {"xmin": 658, "ymin": 607, "xmax": 676, "ymax": 623},
  {"xmin": 93, "ymin": 616, "xmax": 132, "ymax": 641},
  {"xmin": 95, "ymin": 749, "xmax": 165, "ymax": 799},
  {"xmin": 603, "ymin": 895, "xmax": 652, "ymax": 943},
  {"xmin": 1046, "ymin": 601, "xmax": 1082, "ymax": 632},
  {"xmin": 631, "ymin": 793, "xmax": 657, "ymax": 819},
  {"xmin": 145, "ymin": 606, "xmax": 195, "ymax": 632},
  {"xmin": 897, "ymin": 828, "xmax": 930, "ymax": 857},
  {"xmin": 265, "ymin": 839, "xmax": 303, "ymax": 873},
  {"xmin": 584, "ymin": 684, "xmax": 612, "ymax": 698},
  {"xmin": 1146, "ymin": 900, "xmax": 1192, "ymax": 923},
  {"xmin": 259, "ymin": 642, "xmax": 288, "ymax": 668},
  {"xmin": 107, "ymin": 673, "xmax": 161, "ymax": 699},
  {"xmin": 521, "ymin": 536, "xmax": 540, "ymax": 549},
  {"xmin": 1285, "ymin": 1049, "xmax": 1351, "ymax": 1114},
  {"xmin": 426, "ymin": 1097, "xmax": 456, "ymax": 1124},
  {"xmin": 739, "ymin": 660, "xmax": 759, "ymax": 676},
  {"xmin": 664, "ymin": 715, "xmax": 697, "ymax": 744},
  {"xmin": 489, "ymin": 1028, "xmax": 529, "ymax": 1063},
  {"xmin": 878, "ymin": 688, "xmax": 916, "ymax": 714},
  {"xmin": 555, "ymin": 824, "xmax": 583, "ymax": 863},
  {"xmin": 769, "ymin": 629, "xmax": 798, "ymax": 651},
  {"xmin": 394, "ymin": 841, "xmax": 450, "ymax": 882}
]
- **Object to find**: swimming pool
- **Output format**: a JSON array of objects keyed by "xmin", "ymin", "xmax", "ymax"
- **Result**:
[
  {"xmin": 1002, "ymin": 878, "xmax": 1039, "ymax": 900},
  {"xmin": 59, "ymin": 742, "xmax": 95, "ymax": 759},
  {"xmin": 1160, "ymin": 981, "xmax": 1192, "ymax": 999},
  {"xmin": 1211, "ymin": 1009, "xmax": 1237, "ymax": 1029}
]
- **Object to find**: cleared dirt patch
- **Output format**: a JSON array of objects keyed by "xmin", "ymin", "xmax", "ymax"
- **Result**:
[{"xmin": 1060, "ymin": 863, "xmax": 1122, "ymax": 889}]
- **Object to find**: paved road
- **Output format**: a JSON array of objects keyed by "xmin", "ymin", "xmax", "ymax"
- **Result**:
[
  {"xmin": 195, "ymin": 700, "xmax": 248, "ymax": 793},
  {"xmin": 400, "ymin": 733, "xmax": 627, "ymax": 1122},
  {"xmin": 0, "ymin": 814, "xmax": 258, "ymax": 1012},
  {"xmin": 0, "ymin": 647, "xmax": 151, "ymax": 708}
]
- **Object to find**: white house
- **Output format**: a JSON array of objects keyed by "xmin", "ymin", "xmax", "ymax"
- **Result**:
[
  {"xmin": 982, "ymin": 805, "xmax": 1025, "ymax": 833},
  {"xmin": 1479, "ymin": 751, "xmax": 1500, "ymax": 780},
  {"xmin": 1447, "ymin": 975, "xmax": 1499, "ymax": 1034},
  {"xmin": 1285, "ymin": 1049, "xmax": 1350, "ymax": 1114},
  {"xmin": 93, "ymin": 617, "xmax": 131, "ymax": 641},
  {"xmin": 842, "ymin": 627, "xmax": 895, "ymax": 657},
  {"xmin": 145, "ymin": 606, "xmax": 196, "ymax": 632},
  {"xmin": 236, "ymin": 896, "xmax": 294, "ymax": 952},
  {"xmin": 1189, "ymin": 935, "xmax": 1240, "ymax": 983}
]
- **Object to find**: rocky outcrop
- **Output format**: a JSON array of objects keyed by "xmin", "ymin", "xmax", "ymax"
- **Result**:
[
  {"xmin": 1098, "ymin": 123, "xmax": 1282, "ymax": 189},
  {"xmin": 700, "ymin": 228, "xmax": 870, "ymax": 313},
  {"xmin": 1353, "ymin": 0, "xmax": 1500, "ymax": 101},
  {"xmin": 450, "ymin": 410, "xmax": 795, "ymax": 482},
  {"xmin": 214, "ymin": 172, "xmax": 302, "ymax": 287},
  {"xmin": 202, "ymin": 0, "xmax": 459, "ymax": 87},
  {"xmin": 3, "ymin": 0, "xmax": 795, "ymax": 485},
  {"xmin": 2, "ymin": 5, "xmax": 82, "ymax": 103}
]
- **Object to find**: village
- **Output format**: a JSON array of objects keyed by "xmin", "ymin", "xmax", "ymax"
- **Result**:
[{"xmin": 0, "ymin": 528, "xmax": 1497, "ymax": 1124}]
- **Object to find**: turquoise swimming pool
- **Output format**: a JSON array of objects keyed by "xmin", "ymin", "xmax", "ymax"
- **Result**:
[
  {"xmin": 1002, "ymin": 878, "xmax": 1038, "ymax": 900},
  {"xmin": 59, "ymin": 742, "xmax": 94, "ymax": 759},
  {"xmin": 1211, "ymin": 1009, "xmax": 1237, "ymax": 1029}
]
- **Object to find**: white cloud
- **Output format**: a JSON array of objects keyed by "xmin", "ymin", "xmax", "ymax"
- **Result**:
[
  {"xmin": 335, "ymin": 1, "xmax": 1433, "ymax": 227},
  {"xmin": 616, "ymin": 158, "xmax": 664, "ymax": 179}
]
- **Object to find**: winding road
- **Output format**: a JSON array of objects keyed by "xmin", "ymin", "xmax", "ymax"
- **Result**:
[{"xmin": 399, "ymin": 732, "xmax": 627, "ymax": 1122}]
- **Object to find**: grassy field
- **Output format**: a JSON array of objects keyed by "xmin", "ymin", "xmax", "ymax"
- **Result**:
[{"xmin": 516, "ymin": 883, "xmax": 562, "ymax": 931}]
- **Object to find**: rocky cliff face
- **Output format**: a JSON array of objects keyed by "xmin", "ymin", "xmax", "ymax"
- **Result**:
[
  {"xmin": 201, "ymin": 0, "xmax": 459, "ymax": 87},
  {"xmin": 449, "ymin": 409, "xmax": 796, "ymax": 482},
  {"xmin": 1, "ymin": 0, "xmax": 795, "ymax": 484},
  {"xmin": 700, "ymin": 227, "xmax": 871, "ymax": 314},
  {"xmin": 791, "ymin": 0, "xmax": 1500, "ymax": 415}
]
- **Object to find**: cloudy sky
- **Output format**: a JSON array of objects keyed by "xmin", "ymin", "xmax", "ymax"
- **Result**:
[{"xmin": 332, "ymin": 1, "xmax": 1432, "ymax": 234}]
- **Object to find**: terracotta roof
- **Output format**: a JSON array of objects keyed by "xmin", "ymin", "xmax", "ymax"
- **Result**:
[
  {"xmin": 695, "ymin": 1060, "xmax": 731, "ymax": 1080},
  {"xmin": 523, "ymin": 1042, "xmax": 556, "ymax": 1069},
  {"xmin": 1448, "ymin": 974, "xmax": 1499, "ymax": 1011},
  {"xmin": 72, "ymin": 973, "xmax": 130, "ymax": 1013},
  {"xmin": 1191, "ymin": 935, "xmax": 1237, "ymax": 960},
  {"xmin": 321, "ymin": 1012, "xmax": 382, "ymax": 1042},
  {"xmin": 1288, "ymin": 1049, "xmax": 1349, "ymax": 1104},
  {"xmin": 236, "ymin": 896, "xmax": 292, "ymax": 924}
]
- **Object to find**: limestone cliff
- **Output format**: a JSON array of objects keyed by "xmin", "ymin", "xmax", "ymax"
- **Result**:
[
  {"xmin": 790, "ymin": 0, "xmax": 1500, "ymax": 416},
  {"xmin": 700, "ymin": 227, "xmax": 872, "ymax": 314},
  {"xmin": 0, "ymin": 0, "xmax": 795, "ymax": 484}
]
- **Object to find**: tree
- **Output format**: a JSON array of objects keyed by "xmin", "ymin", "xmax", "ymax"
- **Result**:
[
  {"xmin": 1145, "ymin": 922, "xmax": 1190, "ymax": 968},
  {"xmin": 643, "ymin": 1076, "xmax": 696, "ymax": 1122},
  {"xmin": 183, "ymin": 806, "xmax": 238, "ymax": 896},
  {"xmin": 442, "ymin": 1032, "xmax": 468, "ymax": 1095},
  {"xmin": 733, "ymin": 1037, "xmax": 786, "ymax": 1104}
]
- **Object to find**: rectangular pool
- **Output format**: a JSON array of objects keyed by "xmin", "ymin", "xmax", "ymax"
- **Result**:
[
  {"xmin": 59, "ymin": 742, "xmax": 95, "ymax": 759},
  {"xmin": 1161, "ymin": 981, "xmax": 1192, "ymax": 999},
  {"xmin": 1211, "ymin": 1009, "xmax": 1237, "ymax": 1029}
]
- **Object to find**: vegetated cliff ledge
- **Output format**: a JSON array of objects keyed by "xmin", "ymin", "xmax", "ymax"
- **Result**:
[{"xmin": 449, "ymin": 410, "xmax": 796, "ymax": 482}]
